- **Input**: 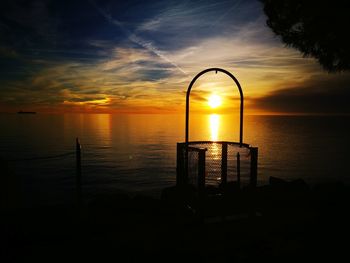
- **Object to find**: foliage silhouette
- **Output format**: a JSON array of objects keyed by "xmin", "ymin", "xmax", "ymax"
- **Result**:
[{"xmin": 260, "ymin": 0, "xmax": 350, "ymax": 72}]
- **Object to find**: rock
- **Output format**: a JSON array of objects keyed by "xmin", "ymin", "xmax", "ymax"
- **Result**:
[
  {"xmin": 269, "ymin": 176, "xmax": 309, "ymax": 192},
  {"xmin": 161, "ymin": 184, "xmax": 196, "ymax": 203},
  {"xmin": 269, "ymin": 176, "xmax": 288, "ymax": 187}
]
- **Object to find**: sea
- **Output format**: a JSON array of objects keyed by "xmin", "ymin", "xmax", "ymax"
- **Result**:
[{"xmin": 1, "ymin": 113, "xmax": 349, "ymax": 206}]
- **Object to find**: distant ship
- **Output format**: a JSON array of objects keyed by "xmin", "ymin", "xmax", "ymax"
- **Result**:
[{"xmin": 17, "ymin": 110, "xmax": 36, "ymax": 114}]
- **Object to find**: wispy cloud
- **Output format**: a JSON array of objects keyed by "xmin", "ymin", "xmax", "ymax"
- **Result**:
[
  {"xmin": 0, "ymin": 46, "xmax": 188, "ymax": 112},
  {"xmin": 88, "ymin": 0, "xmax": 187, "ymax": 75},
  {"xmin": 1, "ymin": 0, "xmax": 348, "ymax": 114}
]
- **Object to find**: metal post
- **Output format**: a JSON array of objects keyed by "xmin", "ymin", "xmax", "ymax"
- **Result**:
[
  {"xmin": 176, "ymin": 143, "xmax": 185, "ymax": 186},
  {"xmin": 237, "ymin": 152, "xmax": 241, "ymax": 188},
  {"xmin": 76, "ymin": 138, "xmax": 82, "ymax": 206},
  {"xmin": 250, "ymin": 147, "xmax": 258, "ymax": 188},
  {"xmin": 221, "ymin": 142, "xmax": 228, "ymax": 185},
  {"xmin": 198, "ymin": 149, "xmax": 206, "ymax": 191}
]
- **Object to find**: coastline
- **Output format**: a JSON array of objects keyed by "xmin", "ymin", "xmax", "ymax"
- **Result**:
[{"xmin": 2, "ymin": 177, "xmax": 350, "ymax": 262}]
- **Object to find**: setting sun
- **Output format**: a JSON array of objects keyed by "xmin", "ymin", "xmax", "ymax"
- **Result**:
[{"xmin": 208, "ymin": 94, "xmax": 222, "ymax": 108}]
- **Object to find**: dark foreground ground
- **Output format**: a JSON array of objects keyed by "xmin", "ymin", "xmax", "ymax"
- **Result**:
[{"xmin": 1, "ymin": 177, "xmax": 350, "ymax": 262}]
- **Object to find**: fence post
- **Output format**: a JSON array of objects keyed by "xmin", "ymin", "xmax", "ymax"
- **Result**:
[
  {"xmin": 250, "ymin": 147, "xmax": 258, "ymax": 188},
  {"xmin": 198, "ymin": 148, "xmax": 206, "ymax": 192},
  {"xmin": 76, "ymin": 138, "xmax": 82, "ymax": 206},
  {"xmin": 221, "ymin": 142, "xmax": 228, "ymax": 185},
  {"xmin": 237, "ymin": 152, "xmax": 241, "ymax": 188},
  {"xmin": 176, "ymin": 143, "xmax": 185, "ymax": 186}
]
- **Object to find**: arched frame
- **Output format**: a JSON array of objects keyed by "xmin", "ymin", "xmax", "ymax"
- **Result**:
[{"xmin": 185, "ymin": 68, "xmax": 244, "ymax": 146}]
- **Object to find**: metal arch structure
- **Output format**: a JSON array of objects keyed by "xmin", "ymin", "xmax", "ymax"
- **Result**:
[{"xmin": 185, "ymin": 68, "xmax": 244, "ymax": 146}]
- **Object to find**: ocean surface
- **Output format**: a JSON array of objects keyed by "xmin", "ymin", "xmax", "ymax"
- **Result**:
[{"xmin": 1, "ymin": 113, "xmax": 349, "ymax": 206}]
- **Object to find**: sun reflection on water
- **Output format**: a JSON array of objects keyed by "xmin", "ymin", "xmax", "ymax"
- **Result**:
[{"xmin": 209, "ymin": 114, "xmax": 220, "ymax": 141}]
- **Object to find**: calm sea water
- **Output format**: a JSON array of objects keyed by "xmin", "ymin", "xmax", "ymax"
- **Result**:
[{"xmin": 1, "ymin": 113, "xmax": 349, "ymax": 205}]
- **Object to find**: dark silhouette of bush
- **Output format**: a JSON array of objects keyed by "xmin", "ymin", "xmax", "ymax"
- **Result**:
[{"xmin": 260, "ymin": 0, "xmax": 350, "ymax": 72}]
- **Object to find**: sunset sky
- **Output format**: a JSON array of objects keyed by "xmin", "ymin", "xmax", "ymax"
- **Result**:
[{"xmin": 1, "ymin": 0, "xmax": 350, "ymax": 114}]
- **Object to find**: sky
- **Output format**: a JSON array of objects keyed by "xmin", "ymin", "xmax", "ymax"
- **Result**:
[{"xmin": 1, "ymin": 0, "xmax": 349, "ymax": 115}]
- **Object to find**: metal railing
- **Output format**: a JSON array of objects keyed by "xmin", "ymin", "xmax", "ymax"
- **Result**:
[
  {"xmin": 2, "ymin": 138, "xmax": 82, "ymax": 206},
  {"xmin": 179, "ymin": 68, "xmax": 258, "ymax": 192},
  {"xmin": 177, "ymin": 141, "xmax": 258, "ymax": 191},
  {"xmin": 184, "ymin": 68, "xmax": 246, "ymax": 183}
]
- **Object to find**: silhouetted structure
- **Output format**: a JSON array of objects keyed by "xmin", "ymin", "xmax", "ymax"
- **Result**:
[
  {"xmin": 176, "ymin": 68, "xmax": 258, "ymax": 192},
  {"xmin": 17, "ymin": 110, "xmax": 36, "ymax": 114},
  {"xmin": 76, "ymin": 138, "xmax": 82, "ymax": 206},
  {"xmin": 260, "ymin": 0, "xmax": 350, "ymax": 72}
]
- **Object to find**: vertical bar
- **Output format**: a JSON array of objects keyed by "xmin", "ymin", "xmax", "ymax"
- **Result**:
[
  {"xmin": 250, "ymin": 147, "xmax": 258, "ymax": 188},
  {"xmin": 198, "ymin": 149, "xmax": 206, "ymax": 191},
  {"xmin": 221, "ymin": 142, "xmax": 228, "ymax": 185},
  {"xmin": 237, "ymin": 152, "xmax": 241, "ymax": 188},
  {"xmin": 176, "ymin": 143, "xmax": 185, "ymax": 186},
  {"xmin": 76, "ymin": 137, "xmax": 82, "ymax": 206},
  {"xmin": 240, "ymin": 94, "xmax": 243, "ymax": 146},
  {"xmin": 184, "ymin": 146, "xmax": 189, "ymax": 186},
  {"xmin": 185, "ymin": 82, "xmax": 191, "ymax": 182}
]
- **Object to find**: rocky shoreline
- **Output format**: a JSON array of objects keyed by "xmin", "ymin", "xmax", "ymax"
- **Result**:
[{"xmin": 2, "ymin": 177, "xmax": 350, "ymax": 262}]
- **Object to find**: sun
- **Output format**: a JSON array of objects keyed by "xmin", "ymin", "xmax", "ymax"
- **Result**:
[{"xmin": 208, "ymin": 94, "xmax": 222, "ymax": 108}]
